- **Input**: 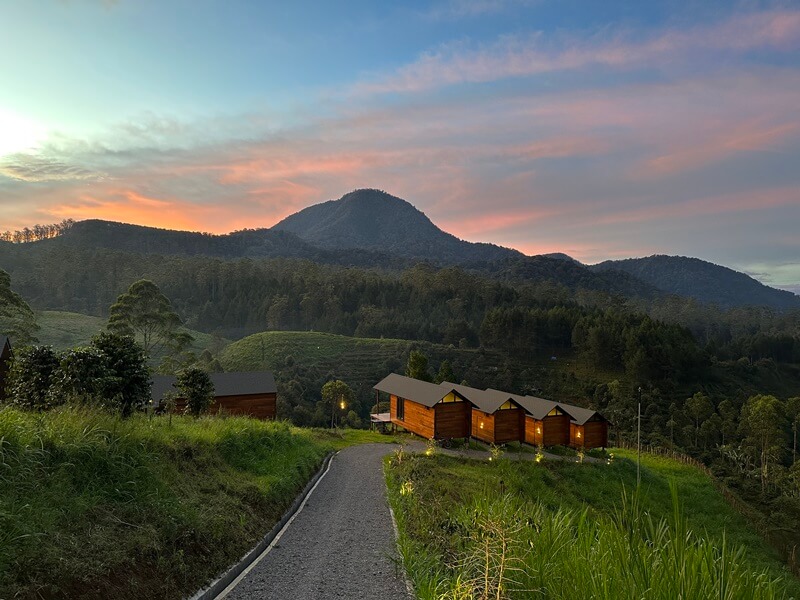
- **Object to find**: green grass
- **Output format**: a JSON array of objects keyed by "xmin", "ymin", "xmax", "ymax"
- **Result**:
[
  {"xmin": 36, "ymin": 310, "xmax": 225, "ymax": 357},
  {"xmin": 386, "ymin": 447, "xmax": 800, "ymax": 599},
  {"xmin": 0, "ymin": 407, "xmax": 379, "ymax": 600}
]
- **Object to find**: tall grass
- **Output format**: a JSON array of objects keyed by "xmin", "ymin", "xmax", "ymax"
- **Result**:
[
  {"xmin": 0, "ymin": 406, "xmax": 328, "ymax": 599},
  {"xmin": 386, "ymin": 452, "xmax": 794, "ymax": 600}
]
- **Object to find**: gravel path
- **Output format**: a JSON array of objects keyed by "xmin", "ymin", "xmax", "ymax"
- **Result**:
[{"xmin": 222, "ymin": 443, "xmax": 411, "ymax": 600}]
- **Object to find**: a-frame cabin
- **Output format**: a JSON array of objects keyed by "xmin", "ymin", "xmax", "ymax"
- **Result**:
[
  {"xmin": 562, "ymin": 403, "xmax": 609, "ymax": 449},
  {"xmin": 374, "ymin": 374, "xmax": 472, "ymax": 440},
  {"xmin": 516, "ymin": 395, "xmax": 574, "ymax": 447}
]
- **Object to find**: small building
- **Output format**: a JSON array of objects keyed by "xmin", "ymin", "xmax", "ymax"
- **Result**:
[
  {"xmin": 0, "ymin": 336, "xmax": 12, "ymax": 402},
  {"xmin": 374, "ymin": 373, "xmax": 472, "ymax": 440},
  {"xmin": 516, "ymin": 395, "xmax": 574, "ymax": 447},
  {"xmin": 152, "ymin": 371, "xmax": 277, "ymax": 419},
  {"xmin": 562, "ymin": 403, "xmax": 609, "ymax": 449},
  {"xmin": 457, "ymin": 385, "xmax": 526, "ymax": 445}
]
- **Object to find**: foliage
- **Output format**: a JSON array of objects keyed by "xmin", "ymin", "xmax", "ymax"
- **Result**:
[
  {"xmin": 177, "ymin": 367, "xmax": 215, "ymax": 417},
  {"xmin": 435, "ymin": 359, "xmax": 456, "ymax": 384},
  {"xmin": 108, "ymin": 279, "xmax": 193, "ymax": 360},
  {"xmin": 0, "ymin": 406, "xmax": 328, "ymax": 599},
  {"xmin": 406, "ymin": 350, "xmax": 433, "ymax": 382},
  {"xmin": 5, "ymin": 345, "xmax": 60, "ymax": 410},
  {"xmin": 91, "ymin": 332, "xmax": 151, "ymax": 417},
  {"xmin": 386, "ymin": 451, "xmax": 799, "ymax": 599},
  {"xmin": 739, "ymin": 395, "xmax": 787, "ymax": 492},
  {"xmin": 50, "ymin": 346, "xmax": 117, "ymax": 407},
  {"xmin": 0, "ymin": 269, "xmax": 38, "ymax": 344},
  {"xmin": 320, "ymin": 379, "xmax": 354, "ymax": 428}
]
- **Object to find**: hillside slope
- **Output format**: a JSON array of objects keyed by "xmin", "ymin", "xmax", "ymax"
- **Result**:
[
  {"xmin": 386, "ymin": 449, "xmax": 800, "ymax": 598},
  {"xmin": 272, "ymin": 188, "xmax": 520, "ymax": 264},
  {"xmin": 592, "ymin": 255, "xmax": 800, "ymax": 310}
]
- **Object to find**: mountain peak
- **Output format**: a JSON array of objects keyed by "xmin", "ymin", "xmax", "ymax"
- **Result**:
[{"xmin": 273, "ymin": 189, "xmax": 520, "ymax": 264}]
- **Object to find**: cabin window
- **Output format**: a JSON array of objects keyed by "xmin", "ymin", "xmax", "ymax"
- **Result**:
[
  {"xmin": 547, "ymin": 407, "xmax": 563, "ymax": 416},
  {"xmin": 440, "ymin": 392, "xmax": 462, "ymax": 403},
  {"xmin": 498, "ymin": 400, "xmax": 515, "ymax": 410},
  {"xmin": 397, "ymin": 397, "xmax": 405, "ymax": 420}
]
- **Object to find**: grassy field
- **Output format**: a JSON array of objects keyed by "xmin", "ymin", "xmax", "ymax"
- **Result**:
[
  {"xmin": 35, "ymin": 310, "xmax": 222, "ymax": 357},
  {"xmin": 0, "ymin": 406, "xmax": 391, "ymax": 600},
  {"xmin": 386, "ymin": 447, "xmax": 800, "ymax": 599}
]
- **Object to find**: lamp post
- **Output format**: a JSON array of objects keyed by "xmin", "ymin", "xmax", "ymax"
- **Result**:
[
  {"xmin": 339, "ymin": 398, "xmax": 346, "ymax": 428},
  {"xmin": 637, "ymin": 386, "xmax": 642, "ymax": 487}
]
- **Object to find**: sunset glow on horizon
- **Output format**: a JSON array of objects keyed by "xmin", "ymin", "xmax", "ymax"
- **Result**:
[{"xmin": 1, "ymin": 1, "xmax": 799, "ymax": 292}]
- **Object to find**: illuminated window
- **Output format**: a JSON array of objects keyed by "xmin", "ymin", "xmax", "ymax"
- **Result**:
[
  {"xmin": 547, "ymin": 407, "xmax": 563, "ymax": 417},
  {"xmin": 498, "ymin": 400, "xmax": 514, "ymax": 410},
  {"xmin": 441, "ymin": 392, "xmax": 463, "ymax": 403}
]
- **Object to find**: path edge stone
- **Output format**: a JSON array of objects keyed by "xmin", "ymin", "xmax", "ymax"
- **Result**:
[{"xmin": 186, "ymin": 451, "xmax": 336, "ymax": 600}]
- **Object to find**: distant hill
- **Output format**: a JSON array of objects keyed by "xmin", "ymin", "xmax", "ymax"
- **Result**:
[
  {"xmin": 591, "ymin": 255, "xmax": 800, "ymax": 310},
  {"xmin": 272, "ymin": 188, "xmax": 520, "ymax": 264}
]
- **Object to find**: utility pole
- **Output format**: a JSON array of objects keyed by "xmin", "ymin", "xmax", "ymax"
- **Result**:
[{"xmin": 637, "ymin": 386, "xmax": 642, "ymax": 487}]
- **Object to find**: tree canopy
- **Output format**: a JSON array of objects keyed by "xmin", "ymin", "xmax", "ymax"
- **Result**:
[
  {"xmin": 0, "ymin": 269, "xmax": 38, "ymax": 345},
  {"xmin": 108, "ymin": 279, "xmax": 192, "ymax": 360}
]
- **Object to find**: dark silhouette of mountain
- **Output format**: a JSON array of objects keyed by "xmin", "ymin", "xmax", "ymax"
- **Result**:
[
  {"xmin": 29, "ymin": 219, "xmax": 409, "ymax": 268},
  {"xmin": 272, "ymin": 188, "xmax": 520, "ymax": 264},
  {"xmin": 539, "ymin": 252, "xmax": 582, "ymax": 264},
  {"xmin": 591, "ymin": 255, "xmax": 800, "ymax": 310}
]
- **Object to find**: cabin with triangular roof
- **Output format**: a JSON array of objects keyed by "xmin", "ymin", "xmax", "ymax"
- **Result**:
[
  {"xmin": 374, "ymin": 374, "xmax": 473, "ymax": 440},
  {"xmin": 560, "ymin": 402, "xmax": 609, "ymax": 449}
]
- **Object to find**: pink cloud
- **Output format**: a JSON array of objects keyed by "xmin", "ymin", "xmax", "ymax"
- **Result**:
[{"xmin": 354, "ymin": 9, "xmax": 800, "ymax": 95}]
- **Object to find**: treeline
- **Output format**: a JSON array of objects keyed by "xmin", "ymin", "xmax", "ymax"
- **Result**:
[{"xmin": 0, "ymin": 220, "xmax": 75, "ymax": 244}]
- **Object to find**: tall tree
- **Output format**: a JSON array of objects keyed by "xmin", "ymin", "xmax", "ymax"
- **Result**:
[
  {"xmin": 739, "ymin": 394, "xmax": 786, "ymax": 492},
  {"xmin": 405, "ymin": 350, "xmax": 432, "ymax": 382},
  {"xmin": 320, "ymin": 379, "xmax": 353, "ymax": 428},
  {"xmin": 0, "ymin": 269, "xmax": 38, "ymax": 345},
  {"xmin": 108, "ymin": 280, "xmax": 192, "ymax": 359},
  {"xmin": 177, "ymin": 367, "xmax": 214, "ymax": 417},
  {"xmin": 434, "ymin": 359, "xmax": 455, "ymax": 384},
  {"xmin": 685, "ymin": 392, "xmax": 714, "ymax": 448},
  {"xmin": 787, "ymin": 396, "xmax": 800, "ymax": 464}
]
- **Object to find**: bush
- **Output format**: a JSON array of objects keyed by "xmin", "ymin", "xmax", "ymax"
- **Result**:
[{"xmin": 5, "ymin": 346, "xmax": 60, "ymax": 410}]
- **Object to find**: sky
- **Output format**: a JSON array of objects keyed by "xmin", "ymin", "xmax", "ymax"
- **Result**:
[{"xmin": 1, "ymin": 0, "xmax": 799, "ymax": 293}]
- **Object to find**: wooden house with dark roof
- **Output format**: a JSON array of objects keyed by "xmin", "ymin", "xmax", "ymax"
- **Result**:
[
  {"xmin": 514, "ymin": 395, "xmax": 574, "ymax": 447},
  {"xmin": 152, "ymin": 371, "xmax": 277, "ymax": 419},
  {"xmin": 0, "ymin": 336, "xmax": 11, "ymax": 402},
  {"xmin": 453, "ymin": 385, "xmax": 526, "ymax": 445},
  {"xmin": 374, "ymin": 373, "xmax": 473, "ymax": 440},
  {"xmin": 560, "ymin": 402, "xmax": 609, "ymax": 449}
]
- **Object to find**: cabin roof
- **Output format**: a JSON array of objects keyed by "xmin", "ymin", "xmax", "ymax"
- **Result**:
[
  {"xmin": 558, "ymin": 402, "xmax": 605, "ymax": 426},
  {"xmin": 373, "ymin": 373, "xmax": 467, "ymax": 408},
  {"xmin": 453, "ymin": 385, "xmax": 525, "ymax": 414},
  {"xmin": 0, "ymin": 336, "xmax": 10, "ymax": 357},
  {"xmin": 514, "ymin": 395, "xmax": 564, "ymax": 420},
  {"xmin": 151, "ymin": 371, "xmax": 276, "ymax": 403}
]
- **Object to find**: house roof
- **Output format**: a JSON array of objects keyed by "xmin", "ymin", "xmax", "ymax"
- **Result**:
[
  {"xmin": 558, "ymin": 402, "xmax": 606, "ymax": 426},
  {"xmin": 0, "ymin": 336, "xmax": 10, "ymax": 358},
  {"xmin": 151, "ymin": 371, "xmax": 276, "ymax": 403},
  {"xmin": 449, "ymin": 385, "xmax": 525, "ymax": 414},
  {"xmin": 373, "ymin": 373, "xmax": 468, "ymax": 408},
  {"xmin": 514, "ymin": 395, "xmax": 563, "ymax": 420}
]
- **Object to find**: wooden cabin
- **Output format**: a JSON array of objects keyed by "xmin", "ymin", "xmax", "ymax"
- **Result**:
[
  {"xmin": 374, "ymin": 373, "xmax": 472, "ymax": 440},
  {"xmin": 516, "ymin": 396, "xmax": 574, "ymax": 447},
  {"xmin": 152, "ymin": 371, "xmax": 277, "ymax": 419},
  {"xmin": 0, "ymin": 336, "xmax": 11, "ymax": 402},
  {"xmin": 563, "ymin": 403, "xmax": 609, "ymax": 449},
  {"xmin": 457, "ymin": 385, "xmax": 526, "ymax": 445}
]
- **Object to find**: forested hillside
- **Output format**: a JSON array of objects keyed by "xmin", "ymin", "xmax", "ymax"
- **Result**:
[{"xmin": 593, "ymin": 255, "xmax": 800, "ymax": 310}]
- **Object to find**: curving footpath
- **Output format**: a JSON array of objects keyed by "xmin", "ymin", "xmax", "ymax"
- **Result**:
[{"xmin": 220, "ymin": 443, "xmax": 412, "ymax": 600}]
